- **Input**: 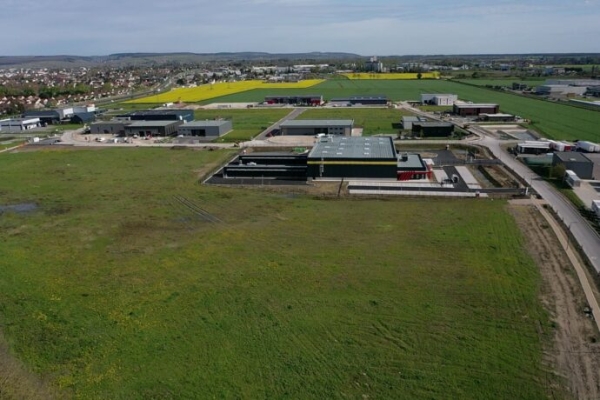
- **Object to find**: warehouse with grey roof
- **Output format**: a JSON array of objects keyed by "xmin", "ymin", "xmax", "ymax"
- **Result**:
[{"xmin": 280, "ymin": 119, "xmax": 353, "ymax": 136}]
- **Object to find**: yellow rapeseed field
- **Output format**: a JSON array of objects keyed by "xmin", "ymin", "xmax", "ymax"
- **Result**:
[
  {"xmin": 342, "ymin": 72, "xmax": 440, "ymax": 80},
  {"xmin": 128, "ymin": 80, "xmax": 324, "ymax": 104}
]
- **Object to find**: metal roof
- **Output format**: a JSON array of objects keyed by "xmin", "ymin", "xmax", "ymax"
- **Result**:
[
  {"xmin": 125, "ymin": 120, "xmax": 180, "ymax": 127},
  {"xmin": 554, "ymin": 151, "xmax": 593, "ymax": 163},
  {"xmin": 453, "ymin": 103, "xmax": 498, "ymax": 108},
  {"xmin": 330, "ymin": 95, "xmax": 388, "ymax": 101},
  {"xmin": 182, "ymin": 120, "xmax": 230, "ymax": 127},
  {"xmin": 397, "ymin": 153, "xmax": 426, "ymax": 169},
  {"xmin": 125, "ymin": 109, "xmax": 193, "ymax": 116},
  {"xmin": 413, "ymin": 122, "xmax": 453, "ymax": 128},
  {"xmin": 308, "ymin": 136, "xmax": 396, "ymax": 160},
  {"xmin": 281, "ymin": 119, "xmax": 353, "ymax": 127}
]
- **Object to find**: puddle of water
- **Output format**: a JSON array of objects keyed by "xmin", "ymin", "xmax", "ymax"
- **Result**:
[{"xmin": 0, "ymin": 203, "xmax": 38, "ymax": 214}]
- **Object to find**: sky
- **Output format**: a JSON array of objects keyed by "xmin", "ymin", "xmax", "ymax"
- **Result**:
[{"xmin": 2, "ymin": 0, "xmax": 600, "ymax": 56}]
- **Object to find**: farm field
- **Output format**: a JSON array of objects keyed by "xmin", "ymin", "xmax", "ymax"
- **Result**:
[
  {"xmin": 0, "ymin": 147, "xmax": 564, "ymax": 399},
  {"xmin": 455, "ymin": 79, "xmax": 545, "ymax": 87},
  {"xmin": 193, "ymin": 109, "xmax": 291, "ymax": 142},
  {"xmin": 198, "ymin": 79, "xmax": 600, "ymax": 142},
  {"xmin": 341, "ymin": 72, "xmax": 440, "ymax": 80},
  {"xmin": 127, "ymin": 80, "xmax": 324, "ymax": 104},
  {"xmin": 298, "ymin": 108, "xmax": 412, "ymax": 135}
]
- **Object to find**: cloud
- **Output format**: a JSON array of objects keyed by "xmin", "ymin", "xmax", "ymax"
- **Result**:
[{"xmin": 1, "ymin": 0, "xmax": 599, "ymax": 55}]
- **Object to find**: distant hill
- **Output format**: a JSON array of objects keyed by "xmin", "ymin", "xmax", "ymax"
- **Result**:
[{"xmin": 0, "ymin": 52, "xmax": 362, "ymax": 68}]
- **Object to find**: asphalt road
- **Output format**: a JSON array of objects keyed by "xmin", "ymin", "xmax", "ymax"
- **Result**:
[{"xmin": 255, "ymin": 108, "xmax": 306, "ymax": 140}]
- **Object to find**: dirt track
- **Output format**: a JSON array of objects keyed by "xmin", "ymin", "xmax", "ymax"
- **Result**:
[{"xmin": 510, "ymin": 203, "xmax": 600, "ymax": 399}]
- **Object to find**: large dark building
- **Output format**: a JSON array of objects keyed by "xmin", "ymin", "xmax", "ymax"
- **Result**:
[
  {"xmin": 552, "ymin": 152, "xmax": 594, "ymax": 179},
  {"xmin": 117, "ymin": 109, "xmax": 194, "ymax": 122},
  {"xmin": 177, "ymin": 120, "xmax": 232, "ymax": 139},
  {"xmin": 329, "ymin": 95, "xmax": 388, "ymax": 106},
  {"xmin": 411, "ymin": 122, "xmax": 454, "ymax": 137},
  {"xmin": 453, "ymin": 103, "xmax": 499, "ymax": 116},
  {"xmin": 124, "ymin": 121, "xmax": 182, "ymax": 137},
  {"xmin": 264, "ymin": 95, "xmax": 323, "ymax": 106},
  {"xmin": 307, "ymin": 136, "xmax": 398, "ymax": 179},
  {"xmin": 280, "ymin": 120, "xmax": 353, "ymax": 136}
]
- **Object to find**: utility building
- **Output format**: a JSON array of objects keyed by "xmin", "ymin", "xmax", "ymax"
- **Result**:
[
  {"xmin": 307, "ymin": 136, "xmax": 397, "ymax": 179},
  {"xmin": 124, "ymin": 121, "xmax": 182, "ymax": 137},
  {"xmin": 0, "ymin": 117, "xmax": 41, "ymax": 131},
  {"xmin": 453, "ymin": 103, "xmax": 499, "ymax": 116},
  {"xmin": 280, "ymin": 120, "xmax": 353, "ymax": 136},
  {"xmin": 118, "ymin": 109, "xmax": 194, "ymax": 123},
  {"xmin": 177, "ymin": 120, "xmax": 232, "ymax": 138},
  {"xmin": 411, "ymin": 122, "xmax": 454, "ymax": 137},
  {"xmin": 420, "ymin": 94, "xmax": 458, "ymax": 106},
  {"xmin": 264, "ymin": 95, "xmax": 323, "ymax": 106},
  {"xmin": 329, "ymin": 95, "xmax": 388, "ymax": 106},
  {"xmin": 552, "ymin": 152, "xmax": 594, "ymax": 179}
]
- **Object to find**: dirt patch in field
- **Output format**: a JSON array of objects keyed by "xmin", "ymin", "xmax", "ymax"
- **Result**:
[
  {"xmin": 509, "ymin": 204, "xmax": 600, "ymax": 399},
  {"xmin": 0, "ymin": 332, "xmax": 68, "ymax": 399}
]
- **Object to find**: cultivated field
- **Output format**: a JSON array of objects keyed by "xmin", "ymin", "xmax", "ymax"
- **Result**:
[
  {"xmin": 128, "ymin": 80, "xmax": 324, "ymax": 104},
  {"xmin": 0, "ymin": 147, "xmax": 565, "ymax": 399},
  {"xmin": 197, "ymin": 79, "xmax": 600, "ymax": 142}
]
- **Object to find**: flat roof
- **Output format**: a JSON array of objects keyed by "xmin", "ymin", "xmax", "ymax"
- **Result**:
[
  {"xmin": 413, "ymin": 122, "xmax": 453, "ymax": 128},
  {"xmin": 281, "ymin": 119, "xmax": 354, "ymax": 127},
  {"xmin": 454, "ymin": 103, "xmax": 498, "ymax": 108},
  {"xmin": 125, "ymin": 121, "xmax": 180, "ymax": 128},
  {"xmin": 480, "ymin": 113, "xmax": 514, "ymax": 117},
  {"xmin": 554, "ymin": 151, "xmax": 593, "ymax": 163},
  {"xmin": 330, "ymin": 95, "xmax": 388, "ymax": 101},
  {"xmin": 181, "ymin": 120, "xmax": 230, "ymax": 127},
  {"xmin": 397, "ymin": 153, "xmax": 425, "ymax": 169},
  {"xmin": 422, "ymin": 93, "xmax": 456, "ymax": 97},
  {"xmin": 125, "ymin": 109, "xmax": 193, "ymax": 115},
  {"xmin": 308, "ymin": 136, "xmax": 396, "ymax": 160}
]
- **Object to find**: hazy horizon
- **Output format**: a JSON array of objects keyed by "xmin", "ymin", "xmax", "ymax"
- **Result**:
[{"xmin": 2, "ymin": 0, "xmax": 600, "ymax": 56}]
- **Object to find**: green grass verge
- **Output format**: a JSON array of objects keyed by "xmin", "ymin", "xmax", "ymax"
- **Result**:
[
  {"xmin": 0, "ymin": 148, "xmax": 561, "ymax": 399},
  {"xmin": 191, "ymin": 109, "xmax": 291, "ymax": 142},
  {"xmin": 298, "ymin": 108, "xmax": 413, "ymax": 135}
]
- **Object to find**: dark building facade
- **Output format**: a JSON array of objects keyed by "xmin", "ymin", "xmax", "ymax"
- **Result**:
[
  {"xmin": 307, "ymin": 136, "xmax": 398, "ymax": 179},
  {"xmin": 552, "ymin": 152, "xmax": 594, "ymax": 179},
  {"xmin": 118, "ymin": 109, "xmax": 194, "ymax": 122},
  {"xmin": 411, "ymin": 122, "xmax": 454, "ymax": 137},
  {"xmin": 453, "ymin": 104, "xmax": 500, "ymax": 116},
  {"xmin": 329, "ymin": 95, "xmax": 388, "ymax": 105},
  {"xmin": 264, "ymin": 95, "xmax": 323, "ymax": 106}
]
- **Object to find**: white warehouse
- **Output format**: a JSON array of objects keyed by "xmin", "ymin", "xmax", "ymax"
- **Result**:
[{"xmin": 420, "ymin": 94, "xmax": 458, "ymax": 106}]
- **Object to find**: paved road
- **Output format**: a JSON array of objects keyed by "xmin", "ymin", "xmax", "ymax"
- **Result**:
[
  {"xmin": 476, "ymin": 129, "xmax": 600, "ymax": 274},
  {"xmin": 255, "ymin": 108, "xmax": 306, "ymax": 140}
]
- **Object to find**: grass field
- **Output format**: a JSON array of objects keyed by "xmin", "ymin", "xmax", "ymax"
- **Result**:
[
  {"xmin": 192, "ymin": 109, "xmax": 291, "ymax": 142},
  {"xmin": 127, "ymin": 80, "xmax": 324, "ymax": 104},
  {"xmin": 298, "ymin": 108, "xmax": 412, "ymax": 135},
  {"xmin": 193, "ymin": 79, "xmax": 600, "ymax": 142},
  {"xmin": 341, "ymin": 72, "xmax": 440, "ymax": 80},
  {"xmin": 0, "ymin": 148, "xmax": 562, "ymax": 399}
]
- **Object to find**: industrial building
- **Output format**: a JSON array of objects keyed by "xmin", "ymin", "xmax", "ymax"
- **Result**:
[
  {"xmin": 329, "ymin": 95, "xmax": 388, "ymax": 106},
  {"xmin": 552, "ymin": 152, "xmax": 594, "ymax": 179},
  {"xmin": 279, "ymin": 120, "xmax": 353, "ymax": 136},
  {"xmin": 117, "ymin": 109, "xmax": 194, "ymax": 123},
  {"xmin": 535, "ymin": 85, "xmax": 587, "ymax": 97},
  {"xmin": 177, "ymin": 120, "xmax": 232, "ymax": 138},
  {"xmin": 264, "ymin": 95, "xmax": 323, "ymax": 106},
  {"xmin": 23, "ymin": 108, "xmax": 72, "ymax": 125},
  {"xmin": 70, "ymin": 112, "xmax": 96, "ymax": 124},
  {"xmin": 420, "ymin": 94, "xmax": 458, "ymax": 106},
  {"xmin": 478, "ymin": 113, "xmax": 515, "ymax": 122},
  {"xmin": 365, "ymin": 56, "xmax": 384, "ymax": 72},
  {"xmin": 517, "ymin": 141, "xmax": 551, "ymax": 154},
  {"xmin": 453, "ymin": 103, "xmax": 499, "ymax": 116},
  {"xmin": 0, "ymin": 117, "xmax": 41, "ymax": 131},
  {"xmin": 223, "ymin": 152, "xmax": 308, "ymax": 180},
  {"xmin": 124, "ymin": 120, "xmax": 182, "ymax": 137},
  {"xmin": 396, "ymin": 152, "xmax": 431, "ymax": 180},
  {"xmin": 411, "ymin": 122, "xmax": 454, "ymax": 137},
  {"xmin": 401, "ymin": 116, "xmax": 428, "ymax": 130},
  {"xmin": 90, "ymin": 121, "xmax": 130, "ymax": 135},
  {"xmin": 307, "ymin": 136, "xmax": 398, "ymax": 179}
]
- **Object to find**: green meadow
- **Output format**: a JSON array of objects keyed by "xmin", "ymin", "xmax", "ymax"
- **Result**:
[{"xmin": 0, "ymin": 148, "xmax": 562, "ymax": 399}]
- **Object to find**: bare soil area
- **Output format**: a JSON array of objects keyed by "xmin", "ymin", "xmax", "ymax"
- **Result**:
[{"xmin": 509, "ymin": 203, "xmax": 600, "ymax": 399}]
